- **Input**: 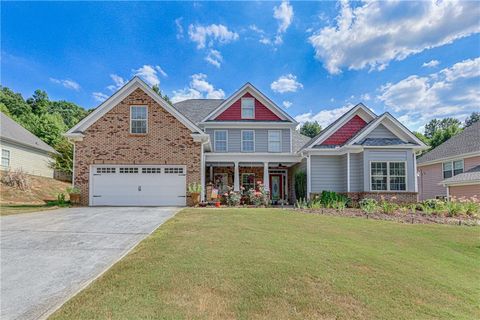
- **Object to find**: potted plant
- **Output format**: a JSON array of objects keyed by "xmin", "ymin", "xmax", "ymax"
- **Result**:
[
  {"xmin": 66, "ymin": 186, "xmax": 81, "ymax": 205},
  {"xmin": 188, "ymin": 182, "xmax": 202, "ymax": 206}
]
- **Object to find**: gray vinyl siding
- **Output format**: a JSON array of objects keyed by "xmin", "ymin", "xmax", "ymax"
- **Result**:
[
  {"xmin": 206, "ymin": 128, "xmax": 291, "ymax": 153},
  {"xmin": 363, "ymin": 149, "xmax": 415, "ymax": 192},
  {"xmin": 350, "ymin": 152, "xmax": 363, "ymax": 192},
  {"xmin": 365, "ymin": 124, "xmax": 398, "ymax": 139},
  {"xmin": 310, "ymin": 155, "xmax": 346, "ymax": 193}
]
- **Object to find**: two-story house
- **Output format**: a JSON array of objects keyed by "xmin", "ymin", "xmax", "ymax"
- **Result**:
[{"xmin": 65, "ymin": 77, "xmax": 427, "ymax": 206}]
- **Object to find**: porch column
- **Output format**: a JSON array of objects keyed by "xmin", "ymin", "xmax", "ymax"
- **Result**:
[
  {"xmin": 234, "ymin": 161, "xmax": 240, "ymax": 191},
  {"xmin": 263, "ymin": 162, "xmax": 269, "ymax": 191},
  {"xmin": 347, "ymin": 152, "xmax": 351, "ymax": 192},
  {"xmin": 200, "ymin": 147, "xmax": 206, "ymax": 201},
  {"xmin": 209, "ymin": 165, "xmax": 213, "ymax": 183}
]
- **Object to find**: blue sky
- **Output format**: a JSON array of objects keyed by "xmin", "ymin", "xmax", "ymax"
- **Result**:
[{"xmin": 2, "ymin": 1, "xmax": 479, "ymax": 132}]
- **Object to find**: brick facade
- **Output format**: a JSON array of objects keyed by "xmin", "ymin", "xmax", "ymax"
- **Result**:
[
  {"xmin": 310, "ymin": 191, "xmax": 417, "ymax": 205},
  {"xmin": 74, "ymin": 88, "xmax": 201, "ymax": 205}
]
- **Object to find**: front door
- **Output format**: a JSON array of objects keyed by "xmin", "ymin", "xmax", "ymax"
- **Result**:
[{"xmin": 269, "ymin": 174, "xmax": 283, "ymax": 201}]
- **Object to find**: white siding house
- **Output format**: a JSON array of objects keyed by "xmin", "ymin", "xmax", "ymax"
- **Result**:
[{"xmin": 0, "ymin": 112, "xmax": 56, "ymax": 178}]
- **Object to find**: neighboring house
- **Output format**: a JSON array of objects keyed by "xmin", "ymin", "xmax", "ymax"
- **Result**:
[
  {"xmin": 0, "ymin": 111, "xmax": 56, "ymax": 178},
  {"xmin": 417, "ymin": 121, "xmax": 480, "ymax": 200},
  {"xmin": 65, "ymin": 77, "xmax": 427, "ymax": 206}
]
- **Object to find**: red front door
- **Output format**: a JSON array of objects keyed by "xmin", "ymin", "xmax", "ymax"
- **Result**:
[{"xmin": 269, "ymin": 174, "xmax": 283, "ymax": 201}]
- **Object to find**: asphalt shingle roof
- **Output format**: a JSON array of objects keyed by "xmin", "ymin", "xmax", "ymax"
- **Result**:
[
  {"xmin": 173, "ymin": 99, "xmax": 224, "ymax": 124},
  {"xmin": 356, "ymin": 138, "xmax": 415, "ymax": 146},
  {"xmin": 417, "ymin": 121, "xmax": 480, "ymax": 164},
  {"xmin": 0, "ymin": 111, "xmax": 56, "ymax": 153},
  {"xmin": 441, "ymin": 165, "xmax": 480, "ymax": 185},
  {"xmin": 292, "ymin": 131, "xmax": 312, "ymax": 152}
]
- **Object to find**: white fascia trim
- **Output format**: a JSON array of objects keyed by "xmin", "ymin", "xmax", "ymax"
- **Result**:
[
  {"xmin": 417, "ymin": 151, "xmax": 480, "ymax": 167},
  {"xmin": 442, "ymin": 180, "xmax": 480, "ymax": 187},
  {"xmin": 66, "ymin": 77, "xmax": 203, "ymax": 135},
  {"xmin": 199, "ymin": 122, "xmax": 297, "ymax": 129},
  {"xmin": 347, "ymin": 113, "xmax": 428, "ymax": 148},
  {"xmin": 303, "ymin": 103, "xmax": 376, "ymax": 149},
  {"xmin": 205, "ymin": 153, "xmax": 302, "ymax": 163},
  {"xmin": 201, "ymin": 83, "xmax": 297, "ymax": 124}
]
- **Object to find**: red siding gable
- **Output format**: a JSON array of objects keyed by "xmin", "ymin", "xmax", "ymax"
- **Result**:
[
  {"xmin": 215, "ymin": 93, "xmax": 281, "ymax": 121},
  {"xmin": 322, "ymin": 115, "xmax": 367, "ymax": 145}
]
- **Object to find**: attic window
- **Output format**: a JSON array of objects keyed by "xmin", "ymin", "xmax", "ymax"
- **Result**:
[
  {"xmin": 241, "ymin": 98, "xmax": 255, "ymax": 119},
  {"xmin": 130, "ymin": 106, "xmax": 148, "ymax": 134}
]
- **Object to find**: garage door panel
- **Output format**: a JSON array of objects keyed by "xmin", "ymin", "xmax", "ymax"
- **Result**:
[{"xmin": 91, "ymin": 165, "xmax": 186, "ymax": 206}]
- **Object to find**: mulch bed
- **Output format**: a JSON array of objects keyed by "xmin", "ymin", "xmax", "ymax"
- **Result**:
[{"xmin": 294, "ymin": 208, "xmax": 479, "ymax": 226}]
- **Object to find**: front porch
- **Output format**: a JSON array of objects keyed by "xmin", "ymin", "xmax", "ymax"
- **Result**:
[{"xmin": 203, "ymin": 162, "xmax": 294, "ymax": 204}]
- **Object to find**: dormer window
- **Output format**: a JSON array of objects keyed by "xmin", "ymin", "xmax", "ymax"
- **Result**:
[{"xmin": 241, "ymin": 98, "xmax": 255, "ymax": 119}]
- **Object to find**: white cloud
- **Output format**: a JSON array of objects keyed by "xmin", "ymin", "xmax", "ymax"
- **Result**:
[
  {"xmin": 422, "ymin": 60, "xmax": 440, "ymax": 68},
  {"xmin": 271, "ymin": 74, "xmax": 303, "ymax": 93},
  {"xmin": 107, "ymin": 74, "xmax": 126, "ymax": 91},
  {"xmin": 309, "ymin": 0, "xmax": 480, "ymax": 74},
  {"xmin": 282, "ymin": 101, "xmax": 292, "ymax": 109},
  {"xmin": 175, "ymin": 17, "xmax": 184, "ymax": 39},
  {"xmin": 92, "ymin": 92, "xmax": 109, "ymax": 103},
  {"xmin": 172, "ymin": 73, "xmax": 225, "ymax": 103},
  {"xmin": 205, "ymin": 49, "xmax": 223, "ymax": 68},
  {"xmin": 295, "ymin": 104, "xmax": 354, "ymax": 128},
  {"xmin": 360, "ymin": 93, "xmax": 371, "ymax": 101},
  {"xmin": 49, "ymin": 78, "xmax": 80, "ymax": 91},
  {"xmin": 378, "ymin": 57, "xmax": 480, "ymax": 130},
  {"xmin": 132, "ymin": 65, "xmax": 167, "ymax": 87},
  {"xmin": 273, "ymin": 1, "xmax": 293, "ymax": 33},
  {"xmin": 188, "ymin": 24, "xmax": 239, "ymax": 49}
]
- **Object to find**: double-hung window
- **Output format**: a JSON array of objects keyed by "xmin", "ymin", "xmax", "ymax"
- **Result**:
[
  {"xmin": 214, "ymin": 130, "xmax": 227, "ymax": 152},
  {"xmin": 268, "ymin": 130, "xmax": 282, "ymax": 152},
  {"xmin": 241, "ymin": 173, "xmax": 255, "ymax": 190},
  {"xmin": 241, "ymin": 130, "xmax": 255, "ymax": 152},
  {"xmin": 130, "ymin": 106, "xmax": 147, "ymax": 134},
  {"xmin": 443, "ymin": 160, "xmax": 463, "ymax": 178},
  {"xmin": 1, "ymin": 149, "xmax": 10, "ymax": 168},
  {"xmin": 241, "ymin": 98, "xmax": 255, "ymax": 119},
  {"xmin": 371, "ymin": 161, "xmax": 406, "ymax": 191}
]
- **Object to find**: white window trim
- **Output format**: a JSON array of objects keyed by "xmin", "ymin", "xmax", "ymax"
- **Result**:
[
  {"xmin": 241, "ymin": 97, "xmax": 255, "ymax": 119},
  {"xmin": 1, "ymin": 149, "xmax": 10, "ymax": 168},
  {"xmin": 214, "ymin": 130, "xmax": 228, "ymax": 152},
  {"xmin": 241, "ymin": 129, "xmax": 255, "ymax": 152},
  {"xmin": 130, "ymin": 105, "xmax": 148, "ymax": 134},
  {"xmin": 369, "ymin": 161, "xmax": 407, "ymax": 192},
  {"xmin": 442, "ymin": 159, "xmax": 464, "ymax": 179},
  {"xmin": 268, "ymin": 130, "xmax": 282, "ymax": 153},
  {"xmin": 241, "ymin": 172, "xmax": 256, "ymax": 190}
]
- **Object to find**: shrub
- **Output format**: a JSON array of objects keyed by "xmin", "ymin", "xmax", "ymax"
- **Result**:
[
  {"xmin": 359, "ymin": 198, "xmax": 377, "ymax": 215},
  {"xmin": 187, "ymin": 182, "xmax": 202, "ymax": 193},
  {"xmin": 464, "ymin": 199, "xmax": 480, "ymax": 217},
  {"xmin": 445, "ymin": 201, "xmax": 463, "ymax": 217},
  {"xmin": 320, "ymin": 191, "xmax": 350, "ymax": 208},
  {"xmin": 294, "ymin": 171, "xmax": 307, "ymax": 200},
  {"xmin": 57, "ymin": 193, "xmax": 66, "ymax": 206},
  {"xmin": 223, "ymin": 188, "xmax": 241, "ymax": 206},
  {"xmin": 295, "ymin": 198, "xmax": 308, "ymax": 209},
  {"xmin": 422, "ymin": 199, "xmax": 446, "ymax": 215},
  {"xmin": 1, "ymin": 169, "xmax": 30, "ymax": 190},
  {"xmin": 379, "ymin": 197, "xmax": 397, "ymax": 215},
  {"xmin": 332, "ymin": 199, "xmax": 347, "ymax": 212}
]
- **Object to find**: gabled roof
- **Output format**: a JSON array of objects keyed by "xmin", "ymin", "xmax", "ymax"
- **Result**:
[
  {"xmin": 418, "ymin": 121, "xmax": 480, "ymax": 165},
  {"xmin": 66, "ymin": 77, "xmax": 204, "ymax": 136},
  {"xmin": 441, "ymin": 165, "xmax": 480, "ymax": 186},
  {"xmin": 346, "ymin": 112, "xmax": 426, "ymax": 148},
  {"xmin": 0, "ymin": 112, "xmax": 56, "ymax": 153},
  {"xmin": 173, "ymin": 99, "xmax": 224, "ymax": 124},
  {"xmin": 292, "ymin": 131, "xmax": 312, "ymax": 153},
  {"xmin": 302, "ymin": 103, "xmax": 376, "ymax": 150},
  {"xmin": 201, "ymin": 82, "xmax": 297, "ymax": 123}
]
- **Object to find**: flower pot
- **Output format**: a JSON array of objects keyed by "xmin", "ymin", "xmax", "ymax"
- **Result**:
[
  {"xmin": 190, "ymin": 192, "xmax": 200, "ymax": 206},
  {"xmin": 69, "ymin": 193, "xmax": 81, "ymax": 205},
  {"xmin": 215, "ymin": 201, "xmax": 221, "ymax": 208}
]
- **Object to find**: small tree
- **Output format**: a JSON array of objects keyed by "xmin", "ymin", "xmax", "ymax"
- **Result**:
[
  {"xmin": 300, "ymin": 121, "xmax": 322, "ymax": 138},
  {"xmin": 294, "ymin": 171, "xmax": 307, "ymax": 200},
  {"xmin": 465, "ymin": 112, "xmax": 480, "ymax": 127}
]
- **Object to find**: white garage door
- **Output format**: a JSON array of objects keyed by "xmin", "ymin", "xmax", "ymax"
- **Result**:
[{"xmin": 90, "ymin": 165, "xmax": 186, "ymax": 206}]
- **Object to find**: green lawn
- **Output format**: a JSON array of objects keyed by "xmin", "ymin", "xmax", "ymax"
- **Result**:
[
  {"xmin": 50, "ymin": 208, "xmax": 479, "ymax": 320},
  {"xmin": 0, "ymin": 204, "xmax": 61, "ymax": 216}
]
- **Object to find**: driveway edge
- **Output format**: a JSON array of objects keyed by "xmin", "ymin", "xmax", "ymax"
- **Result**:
[{"xmin": 37, "ymin": 207, "xmax": 182, "ymax": 320}]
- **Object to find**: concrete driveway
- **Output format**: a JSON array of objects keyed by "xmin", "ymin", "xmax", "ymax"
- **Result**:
[{"xmin": 1, "ymin": 206, "xmax": 180, "ymax": 320}]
